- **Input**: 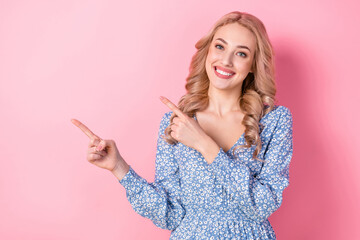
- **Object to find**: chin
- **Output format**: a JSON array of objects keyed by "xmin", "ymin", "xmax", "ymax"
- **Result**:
[
  {"xmin": 209, "ymin": 76, "xmax": 245, "ymax": 91},
  {"xmin": 209, "ymin": 79, "xmax": 232, "ymax": 90}
]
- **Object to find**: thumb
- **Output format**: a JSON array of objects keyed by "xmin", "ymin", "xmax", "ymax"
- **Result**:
[{"xmin": 96, "ymin": 140, "xmax": 106, "ymax": 151}]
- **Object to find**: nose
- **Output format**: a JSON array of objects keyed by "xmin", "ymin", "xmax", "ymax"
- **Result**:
[{"xmin": 221, "ymin": 51, "xmax": 233, "ymax": 67}]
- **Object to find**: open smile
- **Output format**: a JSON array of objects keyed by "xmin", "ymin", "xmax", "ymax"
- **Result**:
[{"xmin": 213, "ymin": 66, "xmax": 235, "ymax": 79}]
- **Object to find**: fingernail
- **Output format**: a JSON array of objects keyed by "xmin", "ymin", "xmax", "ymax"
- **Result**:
[{"xmin": 159, "ymin": 96, "xmax": 164, "ymax": 100}]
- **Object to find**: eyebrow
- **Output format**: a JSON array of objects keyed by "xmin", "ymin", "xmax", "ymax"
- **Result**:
[{"xmin": 215, "ymin": 38, "xmax": 251, "ymax": 52}]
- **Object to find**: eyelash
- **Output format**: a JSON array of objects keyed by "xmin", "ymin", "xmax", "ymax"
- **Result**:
[{"xmin": 215, "ymin": 44, "xmax": 247, "ymax": 57}]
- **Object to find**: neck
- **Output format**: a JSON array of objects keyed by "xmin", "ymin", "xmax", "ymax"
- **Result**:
[{"xmin": 206, "ymin": 86, "xmax": 243, "ymax": 117}]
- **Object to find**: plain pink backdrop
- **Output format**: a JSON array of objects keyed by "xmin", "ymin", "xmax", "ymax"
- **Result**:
[{"xmin": 1, "ymin": 0, "xmax": 359, "ymax": 239}]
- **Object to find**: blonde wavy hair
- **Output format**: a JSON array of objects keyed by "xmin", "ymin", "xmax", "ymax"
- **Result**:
[{"xmin": 162, "ymin": 11, "xmax": 277, "ymax": 162}]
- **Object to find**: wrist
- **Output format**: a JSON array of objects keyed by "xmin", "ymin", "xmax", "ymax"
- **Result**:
[
  {"xmin": 197, "ymin": 135, "xmax": 220, "ymax": 164},
  {"xmin": 111, "ymin": 161, "xmax": 130, "ymax": 181}
]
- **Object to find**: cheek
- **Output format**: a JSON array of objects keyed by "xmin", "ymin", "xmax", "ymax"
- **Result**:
[
  {"xmin": 234, "ymin": 58, "xmax": 253, "ymax": 71},
  {"xmin": 206, "ymin": 49, "xmax": 220, "ymax": 62},
  {"xmin": 205, "ymin": 56, "xmax": 212, "ymax": 76},
  {"xmin": 205, "ymin": 52, "xmax": 215, "ymax": 70}
]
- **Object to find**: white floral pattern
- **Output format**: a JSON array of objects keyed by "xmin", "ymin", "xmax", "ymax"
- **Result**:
[{"xmin": 119, "ymin": 105, "xmax": 293, "ymax": 239}]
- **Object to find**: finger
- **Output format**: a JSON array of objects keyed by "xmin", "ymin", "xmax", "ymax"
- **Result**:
[
  {"xmin": 88, "ymin": 153, "xmax": 103, "ymax": 161},
  {"xmin": 173, "ymin": 116, "xmax": 181, "ymax": 124},
  {"xmin": 159, "ymin": 96, "xmax": 187, "ymax": 120},
  {"xmin": 89, "ymin": 149, "xmax": 106, "ymax": 157},
  {"xmin": 88, "ymin": 138, "xmax": 101, "ymax": 147},
  {"xmin": 170, "ymin": 123, "xmax": 178, "ymax": 131},
  {"xmin": 96, "ymin": 139, "xmax": 106, "ymax": 151},
  {"xmin": 89, "ymin": 147, "xmax": 107, "ymax": 156},
  {"xmin": 170, "ymin": 131, "xmax": 178, "ymax": 140},
  {"xmin": 71, "ymin": 119, "xmax": 101, "ymax": 140}
]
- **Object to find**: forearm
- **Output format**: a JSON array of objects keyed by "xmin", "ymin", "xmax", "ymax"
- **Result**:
[{"xmin": 197, "ymin": 135, "xmax": 220, "ymax": 164}]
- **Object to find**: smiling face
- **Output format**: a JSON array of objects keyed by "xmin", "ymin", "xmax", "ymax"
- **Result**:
[{"xmin": 205, "ymin": 22, "xmax": 256, "ymax": 93}]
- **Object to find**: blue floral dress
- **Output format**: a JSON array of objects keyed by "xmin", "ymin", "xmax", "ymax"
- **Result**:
[{"xmin": 119, "ymin": 105, "xmax": 293, "ymax": 239}]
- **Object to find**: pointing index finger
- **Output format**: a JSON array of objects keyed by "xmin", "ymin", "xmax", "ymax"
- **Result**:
[
  {"xmin": 159, "ymin": 96, "xmax": 187, "ymax": 120},
  {"xmin": 71, "ymin": 119, "xmax": 101, "ymax": 140}
]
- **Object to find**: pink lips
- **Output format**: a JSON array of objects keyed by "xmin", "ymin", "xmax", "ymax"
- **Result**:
[{"xmin": 213, "ymin": 66, "xmax": 235, "ymax": 79}]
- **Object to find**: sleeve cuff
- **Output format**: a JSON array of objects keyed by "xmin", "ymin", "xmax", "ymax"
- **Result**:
[{"xmin": 118, "ymin": 165, "xmax": 145, "ymax": 195}]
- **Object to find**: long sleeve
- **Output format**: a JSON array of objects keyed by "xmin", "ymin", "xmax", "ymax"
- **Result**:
[
  {"xmin": 118, "ymin": 111, "xmax": 186, "ymax": 230},
  {"xmin": 207, "ymin": 106, "xmax": 293, "ymax": 223}
]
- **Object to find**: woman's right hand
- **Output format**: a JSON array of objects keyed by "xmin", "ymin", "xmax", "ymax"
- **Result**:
[{"xmin": 71, "ymin": 119, "xmax": 130, "ymax": 181}]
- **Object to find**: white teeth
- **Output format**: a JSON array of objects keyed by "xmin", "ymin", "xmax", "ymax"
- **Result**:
[{"xmin": 215, "ymin": 68, "xmax": 234, "ymax": 76}]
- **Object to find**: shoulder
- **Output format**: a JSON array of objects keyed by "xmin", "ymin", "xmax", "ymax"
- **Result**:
[
  {"xmin": 273, "ymin": 105, "xmax": 292, "ymax": 122},
  {"xmin": 260, "ymin": 105, "xmax": 293, "ymax": 132},
  {"xmin": 158, "ymin": 111, "xmax": 174, "ymax": 133},
  {"xmin": 261, "ymin": 105, "xmax": 292, "ymax": 122},
  {"xmin": 160, "ymin": 111, "xmax": 173, "ymax": 124}
]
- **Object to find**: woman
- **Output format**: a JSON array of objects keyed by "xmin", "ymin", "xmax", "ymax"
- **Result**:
[{"xmin": 72, "ymin": 11, "xmax": 293, "ymax": 239}]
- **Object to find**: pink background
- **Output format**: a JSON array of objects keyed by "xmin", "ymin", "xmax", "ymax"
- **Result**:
[{"xmin": 1, "ymin": 0, "xmax": 359, "ymax": 239}]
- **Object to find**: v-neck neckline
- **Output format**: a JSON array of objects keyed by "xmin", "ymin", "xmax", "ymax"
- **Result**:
[
  {"xmin": 193, "ymin": 113, "xmax": 245, "ymax": 155},
  {"xmin": 225, "ymin": 131, "xmax": 245, "ymax": 154}
]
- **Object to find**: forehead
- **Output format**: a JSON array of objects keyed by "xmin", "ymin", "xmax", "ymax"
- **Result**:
[{"xmin": 213, "ymin": 22, "xmax": 256, "ymax": 50}]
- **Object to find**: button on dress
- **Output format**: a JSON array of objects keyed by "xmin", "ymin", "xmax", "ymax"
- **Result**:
[{"xmin": 119, "ymin": 105, "xmax": 293, "ymax": 239}]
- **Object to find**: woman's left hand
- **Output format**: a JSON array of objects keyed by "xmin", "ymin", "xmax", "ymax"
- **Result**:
[{"xmin": 159, "ymin": 96, "xmax": 209, "ymax": 152}]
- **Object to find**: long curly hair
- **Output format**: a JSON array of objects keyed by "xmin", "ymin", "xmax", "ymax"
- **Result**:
[{"xmin": 162, "ymin": 11, "xmax": 277, "ymax": 162}]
